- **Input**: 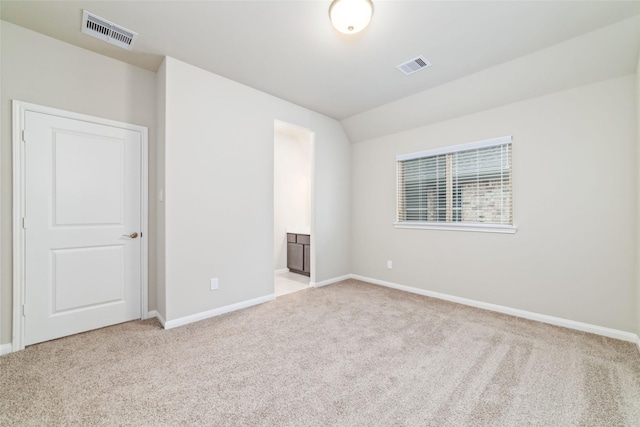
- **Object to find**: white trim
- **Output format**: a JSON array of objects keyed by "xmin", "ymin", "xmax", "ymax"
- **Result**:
[
  {"xmin": 12, "ymin": 101, "xmax": 26, "ymax": 352},
  {"xmin": 140, "ymin": 126, "xmax": 149, "ymax": 320},
  {"xmin": 310, "ymin": 274, "xmax": 351, "ymax": 288},
  {"xmin": 11, "ymin": 100, "xmax": 149, "ymax": 353},
  {"xmin": 274, "ymin": 268, "xmax": 289, "ymax": 275},
  {"xmin": 147, "ymin": 310, "xmax": 166, "ymax": 327},
  {"xmin": 163, "ymin": 294, "xmax": 275, "ymax": 330},
  {"xmin": 394, "ymin": 222, "xmax": 517, "ymax": 234},
  {"xmin": 310, "ymin": 132, "xmax": 317, "ymax": 286},
  {"xmin": 396, "ymin": 135, "xmax": 512, "ymax": 161},
  {"xmin": 349, "ymin": 274, "xmax": 640, "ymax": 345},
  {"xmin": 0, "ymin": 343, "xmax": 13, "ymax": 356}
]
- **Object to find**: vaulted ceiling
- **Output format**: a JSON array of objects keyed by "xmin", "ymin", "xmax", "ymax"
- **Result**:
[{"xmin": 2, "ymin": 1, "xmax": 639, "ymax": 122}]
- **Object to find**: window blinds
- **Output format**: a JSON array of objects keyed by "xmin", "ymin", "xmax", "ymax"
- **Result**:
[{"xmin": 397, "ymin": 136, "xmax": 512, "ymax": 225}]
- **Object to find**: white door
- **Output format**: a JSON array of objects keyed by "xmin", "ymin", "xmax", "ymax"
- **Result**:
[{"xmin": 24, "ymin": 111, "xmax": 142, "ymax": 346}]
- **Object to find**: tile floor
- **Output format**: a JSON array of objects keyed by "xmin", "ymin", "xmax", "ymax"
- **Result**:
[{"xmin": 275, "ymin": 271, "xmax": 309, "ymax": 297}]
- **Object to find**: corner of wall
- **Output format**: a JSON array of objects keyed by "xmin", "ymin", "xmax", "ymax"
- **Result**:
[
  {"xmin": 155, "ymin": 57, "xmax": 167, "ymax": 322},
  {"xmin": 636, "ymin": 53, "xmax": 640, "ymax": 336}
]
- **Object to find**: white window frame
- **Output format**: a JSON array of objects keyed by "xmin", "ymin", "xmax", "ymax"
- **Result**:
[{"xmin": 395, "ymin": 136, "xmax": 516, "ymax": 234}]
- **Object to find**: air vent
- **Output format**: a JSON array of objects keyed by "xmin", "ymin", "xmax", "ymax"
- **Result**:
[
  {"xmin": 397, "ymin": 55, "xmax": 432, "ymax": 75},
  {"xmin": 82, "ymin": 10, "xmax": 138, "ymax": 51}
]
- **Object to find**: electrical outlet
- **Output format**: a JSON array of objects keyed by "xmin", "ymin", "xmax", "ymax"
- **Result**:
[
  {"xmin": 387, "ymin": 260, "xmax": 393, "ymax": 269},
  {"xmin": 210, "ymin": 278, "xmax": 219, "ymax": 290}
]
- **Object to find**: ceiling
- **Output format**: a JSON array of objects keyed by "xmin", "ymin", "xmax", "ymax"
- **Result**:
[{"xmin": 2, "ymin": 1, "xmax": 640, "ymax": 121}]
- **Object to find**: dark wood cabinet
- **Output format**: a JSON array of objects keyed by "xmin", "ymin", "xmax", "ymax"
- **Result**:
[
  {"xmin": 287, "ymin": 242, "xmax": 304, "ymax": 272},
  {"xmin": 303, "ymin": 244, "xmax": 310, "ymax": 274},
  {"xmin": 287, "ymin": 233, "xmax": 310, "ymax": 276}
]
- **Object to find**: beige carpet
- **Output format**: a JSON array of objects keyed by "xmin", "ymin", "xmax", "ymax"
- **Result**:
[{"xmin": 1, "ymin": 279, "xmax": 639, "ymax": 426}]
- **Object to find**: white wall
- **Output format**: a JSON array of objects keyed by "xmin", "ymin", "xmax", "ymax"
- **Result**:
[
  {"xmin": 159, "ymin": 57, "xmax": 350, "ymax": 322},
  {"xmin": 0, "ymin": 22, "xmax": 157, "ymax": 346},
  {"xmin": 273, "ymin": 129, "xmax": 311, "ymax": 271},
  {"xmin": 637, "ymin": 54, "xmax": 640, "ymax": 335},
  {"xmin": 351, "ymin": 75, "xmax": 637, "ymax": 333}
]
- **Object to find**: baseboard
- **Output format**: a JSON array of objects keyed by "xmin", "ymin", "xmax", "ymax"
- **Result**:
[
  {"xmin": 350, "ymin": 274, "xmax": 640, "ymax": 346},
  {"xmin": 274, "ymin": 268, "xmax": 289, "ymax": 275},
  {"xmin": 147, "ymin": 310, "xmax": 166, "ymax": 327},
  {"xmin": 0, "ymin": 342, "xmax": 13, "ymax": 356},
  {"xmin": 310, "ymin": 274, "xmax": 351, "ymax": 288},
  {"xmin": 163, "ymin": 294, "xmax": 275, "ymax": 330}
]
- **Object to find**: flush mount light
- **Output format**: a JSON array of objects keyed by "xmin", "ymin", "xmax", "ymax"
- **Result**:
[{"xmin": 329, "ymin": 0, "xmax": 374, "ymax": 34}]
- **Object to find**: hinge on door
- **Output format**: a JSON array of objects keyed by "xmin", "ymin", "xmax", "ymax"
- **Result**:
[
  {"xmin": 22, "ymin": 304, "xmax": 27, "ymax": 317},
  {"xmin": 22, "ymin": 217, "xmax": 27, "ymax": 229},
  {"xmin": 22, "ymin": 130, "xmax": 26, "ymax": 143}
]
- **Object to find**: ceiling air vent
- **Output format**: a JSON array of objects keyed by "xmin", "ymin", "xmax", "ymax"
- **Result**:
[
  {"xmin": 82, "ymin": 10, "xmax": 138, "ymax": 51},
  {"xmin": 397, "ymin": 55, "xmax": 432, "ymax": 75}
]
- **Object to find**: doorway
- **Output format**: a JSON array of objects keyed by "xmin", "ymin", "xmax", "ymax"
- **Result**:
[
  {"xmin": 273, "ymin": 120, "xmax": 313, "ymax": 296},
  {"xmin": 12, "ymin": 101, "xmax": 149, "ymax": 351}
]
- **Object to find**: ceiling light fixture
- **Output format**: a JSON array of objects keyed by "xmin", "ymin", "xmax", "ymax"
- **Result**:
[{"xmin": 329, "ymin": 0, "xmax": 374, "ymax": 34}]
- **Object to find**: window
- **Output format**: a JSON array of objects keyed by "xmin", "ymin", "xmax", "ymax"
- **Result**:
[{"xmin": 396, "ymin": 136, "xmax": 515, "ymax": 233}]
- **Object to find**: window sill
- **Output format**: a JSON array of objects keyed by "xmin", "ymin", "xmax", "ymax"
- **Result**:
[{"xmin": 394, "ymin": 222, "xmax": 517, "ymax": 234}]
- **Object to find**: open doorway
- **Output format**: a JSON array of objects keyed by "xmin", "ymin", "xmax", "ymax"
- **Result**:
[{"xmin": 273, "ymin": 120, "xmax": 313, "ymax": 297}]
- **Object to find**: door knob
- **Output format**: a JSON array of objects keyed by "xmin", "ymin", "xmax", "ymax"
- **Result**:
[{"xmin": 122, "ymin": 232, "xmax": 139, "ymax": 239}]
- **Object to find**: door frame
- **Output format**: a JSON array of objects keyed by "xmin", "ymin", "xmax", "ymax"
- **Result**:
[
  {"xmin": 273, "ymin": 120, "xmax": 316, "ymax": 286},
  {"xmin": 12, "ymin": 100, "xmax": 149, "ymax": 352}
]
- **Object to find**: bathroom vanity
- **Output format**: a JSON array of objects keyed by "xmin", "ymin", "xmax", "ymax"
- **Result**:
[{"xmin": 287, "ymin": 232, "xmax": 310, "ymax": 277}]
